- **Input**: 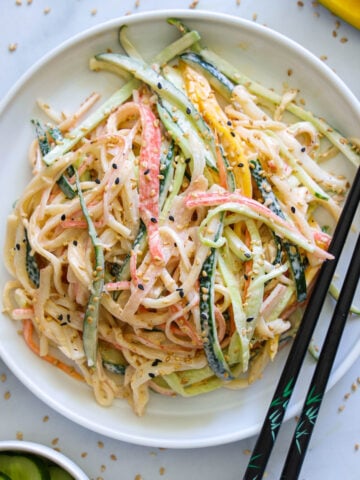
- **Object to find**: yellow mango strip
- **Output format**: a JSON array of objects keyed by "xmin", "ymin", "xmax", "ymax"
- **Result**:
[{"xmin": 181, "ymin": 64, "xmax": 252, "ymax": 198}]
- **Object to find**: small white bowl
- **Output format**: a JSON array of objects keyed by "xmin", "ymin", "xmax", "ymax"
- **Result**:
[{"xmin": 0, "ymin": 440, "xmax": 89, "ymax": 480}]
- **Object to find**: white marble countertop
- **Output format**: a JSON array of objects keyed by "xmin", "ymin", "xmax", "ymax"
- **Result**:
[{"xmin": 0, "ymin": 1, "xmax": 359, "ymax": 479}]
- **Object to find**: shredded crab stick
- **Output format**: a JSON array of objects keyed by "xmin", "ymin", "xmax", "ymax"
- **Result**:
[
  {"xmin": 138, "ymin": 101, "xmax": 163, "ymax": 262},
  {"xmin": 186, "ymin": 190, "xmax": 333, "ymax": 259},
  {"xmin": 23, "ymin": 319, "xmax": 84, "ymax": 381}
]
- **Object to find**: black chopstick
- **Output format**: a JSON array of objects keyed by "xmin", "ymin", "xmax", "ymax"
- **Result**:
[
  {"xmin": 280, "ymin": 233, "xmax": 360, "ymax": 479},
  {"xmin": 243, "ymin": 166, "xmax": 360, "ymax": 480}
]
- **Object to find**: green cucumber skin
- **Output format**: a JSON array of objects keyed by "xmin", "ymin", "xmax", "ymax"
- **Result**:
[
  {"xmin": 250, "ymin": 159, "xmax": 307, "ymax": 302},
  {"xmin": 199, "ymin": 248, "xmax": 233, "ymax": 381},
  {"xmin": 48, "ymin": 465, "xmax": 74, "ymax": 480},
  {"xmin": 0, "ymin": 472, "xmax": 12, "ymax": 480},
  {"xmin": 0, "ymin": 454, "xmax": 50, "ymax": 480},
  {"xmin": 179, "ymin": 52, "xmax": 235, "ymax": 98}
]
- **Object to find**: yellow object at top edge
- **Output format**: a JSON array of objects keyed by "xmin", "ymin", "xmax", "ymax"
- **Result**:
[{"xmin": 319, "ymin": 0, "xmax": 360, "ymax": 29}]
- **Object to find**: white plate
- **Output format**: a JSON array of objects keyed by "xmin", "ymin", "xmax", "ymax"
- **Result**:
[{"xmin": 0, "ymin": 10, "xmax": 359, "ymax": 448}]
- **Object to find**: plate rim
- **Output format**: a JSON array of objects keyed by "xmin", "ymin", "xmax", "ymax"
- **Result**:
[{"xmin": 0, "ymin": 9, "xmax": 359, "ymax": 449}]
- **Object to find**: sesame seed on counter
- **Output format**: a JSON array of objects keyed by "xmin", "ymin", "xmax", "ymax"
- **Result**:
[
  {"xmin": 188, "ymin": 0, "xmax": 199, "ymax": 9},
  {"xmin": 8, "ymin": 43, "xmax": 18, "ymax": 52}
]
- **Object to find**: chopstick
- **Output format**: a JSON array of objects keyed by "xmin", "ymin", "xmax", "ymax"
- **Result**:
[
  {"xmin": 243, "ymin": 166, "xmax": 360, "ymax": 480},
  {"xmin": 280, "ymin": 232, "xmax": 360, "ymax": 479}
]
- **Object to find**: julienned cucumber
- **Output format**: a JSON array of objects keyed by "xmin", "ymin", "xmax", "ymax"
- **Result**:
[{"xmin": 0, "ymin": 453, "xmax": 75, "ymax": 480}]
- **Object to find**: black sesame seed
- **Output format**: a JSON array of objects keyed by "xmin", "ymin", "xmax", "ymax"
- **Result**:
[
  {"xmin": 15, "ymin": 243, "xmax": 21, "ymax": 251},
  {"xmin": 301, "ymin": 147, "xmax": 306, "ymax": 152},
  {"xmin": 115, "ymin": 177, "xmax": 120, "ymax": 185},
  {"xmin": 291, "ymin": 206, "xmax": 296, "ymax": 214},
  {"xmin": 246, "ymin": 317, "xmax": 254, "ymax": 322},
  {"xmin": 237, "ymin": 163, "xmax": 244, "ymax": 168},
  {"xmin": 151, "ymin": 359, "xmax": 162, "ymax": 367},
  {"xmin": 168, "ymin": 215, "xmax": 175, "ymax": 222},
  {"xmin": 61, "ymin": 214, "xmax": 66, "ymax": 221},
  {"xmin": 179, "ymin": 290, "xmax": 185, "ymax": 298},
  {"xmin": 230, "ymin": 131, "xmax": 236, "ymax": 137},
  {"xmin": 67, "ymin": 314, "xmax": 71, "ymax": 321},
  {"xmin": 73, "ymin": 240, "xmax": 78, "ymax": 246},
  {"xmin": 157, "ymin": 82, "xmax": 162, "ymax": 89},
  {"xmin": 150, "ymin": 217, "xmax": 157, "ymax": 223},
  {"xmin": 95, "ymin": 178, "xmax": 101, "ymax": 184},
  {"xmin": 58, "ymin": 314, "xmax": 63, "ymax": 321},
  {"xmin": 244, "ymin": 252, "xmax": 251, "ymax": 259},
  {"xmin": 148, "ymin": 372, "xmax": 155, "ymax": 378},
  {"xmin": 112, "ymin": 163, "xmax": 118, "ymax": 169},
  {"xmin": 186, "ymin": 107, "xmax": 191, "ymax": 114},
  {"xmin": 200, "ymin": 312, "xmax": 208, "ymax": 320},
  {"xmin": 227, "ymin": 120, "xmax": 232, "ymax": 126},
  {"xmin": 185, "ymin": 158, "xmax": 191, "ymax": 164},
  {"xmin": 138, "ymin": 284, "xmax": 145, "ymax": 290},
  {"xmin": 244, "ymin": 273, "xmax": 249, "ymax": 280},
  {"xmin": 143, "ymin": 168, "xmax": 150, "ymax": 175}
]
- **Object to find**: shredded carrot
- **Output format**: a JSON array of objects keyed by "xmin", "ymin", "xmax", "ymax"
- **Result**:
[{"xmin": 22, "ymin": 319, "xmax": 84, "ymax": 382}]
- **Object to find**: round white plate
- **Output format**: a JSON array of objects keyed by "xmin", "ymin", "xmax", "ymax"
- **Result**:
[{"xmin": 0, "ymin": 10, "xmax": 359, "ymax": 448}]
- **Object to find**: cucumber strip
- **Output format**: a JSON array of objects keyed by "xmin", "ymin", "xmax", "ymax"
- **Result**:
[
  {"xmin": 163, "ymin": 371, "xmax": 223, "ymax": 397},
  {"xmin": 167, "ymin": 17, "xmax": 202, "ymax": 53},
  {"xmin": 159, "ymin": 140, "xmax": 176, "ymax": 204},
  {"xmin": 32, "ymin": 119, "xmax": 51, "ymax": 155},
  {"xmin": 223, "ymin": 226, "xmax": 252, "ymax": 261},
  {"xmin": 94, "ymin": 53, "xmax": 217, "ymax": 161},
  {"xmin": 55, "ymin": 175, "xmax": 76, "ymax": 200},
  {"xmin": 329, "ymin": 283, "xmax": 360, "ymax": 315},
  {"xmin": 199, "ymin": 217, "xmax": 233, "ymax": 381},
  {"xmin": 25, "ymin": 228, "xmax": 40, "ymax": 288},
  {"xmin": 119, "ymin": 24, "xmax": 201, "ymax": 67},
  {"xmin": 180, "ymin": 52, "xmax": 234, "ymax": 99},
  {"xmin": 32, "ymin": 120, "xmax": 76, "ymax": 199},
  {"xmin": 119, "ymin": 25, "xmax": 144, "ymax": 60},
  {"xmin": 250, "ymin": 159, "xmax": 307, "ymax": 302},
  {"xmin": 99, "ymin": 341, "xmax": 127, "ymax": 375},
  {"xmin": 43, "ymin": 79, "xmax": 139, "ymax": 166},
  {"xmin": 75, "ymin": 170, "xmax": 105, "ymax": 368},
  {"xmin": 160, "ymin": 154, "xmax": 186, "ymax": 219},
  {"xmin": 153, "ymin": 30, "xmax": 201, "ymax": 66},
  {"xmin": 47, "ymin": 126, "xmax": 63, "ymax": 143},
  {"xmin": 157, "ymin": 98, "xmax": 217, "ymax": 171},
  {"xmin": 242, "ymin": 219, "xmax": 265, "ymax": 336},
  {"xmin": 218, "ymin": 252, "xmax": 250, "ymax": 371}
]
